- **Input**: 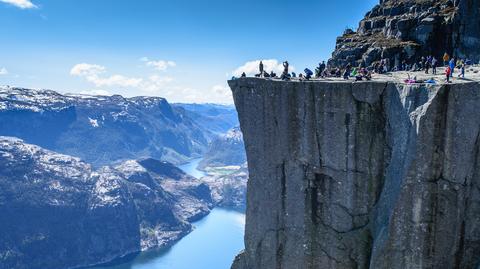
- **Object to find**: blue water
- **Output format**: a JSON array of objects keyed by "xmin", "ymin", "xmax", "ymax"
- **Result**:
[
  {"xmin": 178, "ymin": 158, "xmax": 206, "ymax": 179},
  {"xmin": 91, "ymin": 158, "xmax": 245, "ymax": 269}
]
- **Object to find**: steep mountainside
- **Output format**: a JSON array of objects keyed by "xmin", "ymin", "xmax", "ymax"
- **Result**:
[
  {"xmin": 0, "ymin": 87, "xmax": 212, "ymax": 167},
  {"xmin": 199, "ymin": 127, "xmax": 246, "ymax": 169},
  {"xmin": 173, "ymin": 103, "xmax": 239, "ymax": 134},
  {"xmin": 0, "ymin": 137, "xmax": 212, "ymax": 269},
  {"xmin": 229, "ymin": 78, "xmax": 480, "ymax": 269},
  {"xmin": 329, "ymin": 0, "xmax": 480, "ymax": 68}
]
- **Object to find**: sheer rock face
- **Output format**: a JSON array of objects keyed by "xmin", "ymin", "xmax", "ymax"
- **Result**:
[
  {"xmin": 329, "ymin": 0, "xmax": 480, "ymax": 68},
  {"xmin": 229, "ymin": 78, "xmax": 480, "ymax": 269}
]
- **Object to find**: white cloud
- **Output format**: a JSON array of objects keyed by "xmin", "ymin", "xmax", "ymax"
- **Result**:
[
  {"xmin": 141, "ymin": 57, "xmax": 176, "ymax": 71},
  {"xmin": 233, "ymin": 59, "xmax": 295, "ymax": 77},
  {"xmin": 70, "ymin": 63, "xmax": 105, "ymax": 76},
  {"xmin": 71, "ymin": 63, "xmax": 142, "ymax": 88},
  {"xmin": 0, "ymin": 0, "xmax": 37, "ymax": 9},
  {"xmin": 141, "ymin": 75, "xmax": 174, "ymax": 93},
  {"xmin": 0, "ymin": 67, "xmax": 8, "ymax": 75},
  {"xmin": 69, "ymin": 61, "xmax": 234, "ymax": 104}
]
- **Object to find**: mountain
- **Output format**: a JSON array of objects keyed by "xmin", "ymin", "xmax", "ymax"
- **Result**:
[
  {"xmin": 229, "ymin": 78, "xmax": 480, "ymax": 269},
  {"xmin": 202, "ymin": 165, "xmax": 248, "ymax": 210},
  {"xmin": 0, "ymin": 137, "xmax": 212, "ymax": 269},
  {"xmin": 329, "ymin": 0, "xmax": 480, "ymax": 68},
  {"xmin": 173, "ymin": 103, "xmax": 239, "ymax": 134},
  {"xmin": 199, "ymin": 127, "xmax": 246, "ymax": 169},
  {"xmin": 0, "ymin": 87, "xmax": 212, "ymax": 167}
]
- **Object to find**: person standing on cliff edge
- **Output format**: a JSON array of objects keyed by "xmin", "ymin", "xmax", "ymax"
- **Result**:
[
  {"xmin": 283, "ymin": 61, "xmax": 289, "ymax": 75},
  {"xmin": 259, "ymin": 61, "xmax": 264, "ymax": 77}
]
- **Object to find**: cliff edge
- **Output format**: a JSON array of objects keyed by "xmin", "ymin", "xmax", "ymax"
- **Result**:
[{"xmin": 229, "ymin": 78, "xmax": 480, "ymax": 268}]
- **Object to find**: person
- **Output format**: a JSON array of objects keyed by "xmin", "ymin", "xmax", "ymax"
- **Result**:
[
  {"xmin": 431, "ymin": 57, "xmax": 438, "ymax": 75},
  {"xmin": 241, "ymin": 72, "xmax": 246, "ymax": 78},
  {"xmin": 425, "ymin": 58, "xmax": 430, "ymax": 74},
  {"xmin": 351, "ymin": 67, "xmax": 358, "ymax": 77},
  {"xmin": 283, "ymin": 61, "xmax": 289, "ymax": 76},
  {"xmin": 458, "ymin": 63, "xmax": 465, "ymax": 78},
  {"xmin": 264, "ymin": 71, "xmax": 270, "ymax": 78},
  {"xmin": 259, "ymin": 61, "xmax": 264, "ymax": 77},
  {"xmin": 270, "ymin": 71, "xmax": 277, "ymax": 78},
  {"xmin": 318, "ymin": 61, "xmax": 326, "ymax": 77},
  {"xmin": 343, "ymin": 63, "xmax": 352, "ymax": 80},
  {"xmin": 443, "ymin": 52, "xmax": 450, "ymax": 66},
  {"xmin": 449, "ymin": 58, "xmax": 456, "ymax": 77},
  {"xmin": 292, "ymin": 72, "xmax": 297, "ymax": 78},
  {"xmin": 281, "ymin": 62, "xmax": 290, "ymax": 80},
  {"xmin": 445, "ymin": 65, "xmax": 451, "ymax": 83},
  {"xmin": 304, "ymin": 68, "xmax": 313, "ymax": 80}
]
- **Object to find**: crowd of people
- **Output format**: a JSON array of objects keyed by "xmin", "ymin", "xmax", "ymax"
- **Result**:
[{"xmin": 238, "ymin": 53, "xmax": 474, "ymax": 84}]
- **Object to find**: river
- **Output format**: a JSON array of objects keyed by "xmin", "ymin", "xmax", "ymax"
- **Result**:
[{"xmin": 91, "ymin": 158, "xmax": 245, "ymax": 269}]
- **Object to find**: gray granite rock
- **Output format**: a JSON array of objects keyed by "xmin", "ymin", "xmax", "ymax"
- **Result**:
[
  {"xmin": 229, "ymin": 78, "xmax": 480, "ymax": 269},
  {"xmin": 329, "ymin": 0, "xmax": 480, "ymax": 68}
]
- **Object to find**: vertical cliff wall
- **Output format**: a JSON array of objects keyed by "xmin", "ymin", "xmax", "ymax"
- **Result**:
[{"xmin": 229, "ymin": 78, "xmax": 480, "ymax": 269}]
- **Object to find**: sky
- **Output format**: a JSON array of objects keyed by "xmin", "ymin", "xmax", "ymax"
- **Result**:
[{"xmin": 0, "ymin": 0, "xmax": 377, "ymax": 104}]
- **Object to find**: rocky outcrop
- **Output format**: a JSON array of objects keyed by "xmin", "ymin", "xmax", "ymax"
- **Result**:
[
  {"xmin": 0, "ymin": 137, "xmax": 212, "ymax": 269},
  {"xmin": 229, "ymin": 78, "xmax": 480, "ymax": 269},
  {"xmin": 329, "ymin": 0, "xmax": 480, "ymax": 68},
  {"xmin": 0, "ymin": 87, "xmax": 212, "ymax": 167}
]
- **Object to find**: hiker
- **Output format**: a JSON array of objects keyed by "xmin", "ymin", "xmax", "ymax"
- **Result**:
[
  {"xmin": 449, "ymin": 58, "xmax": 456, "ymax": 77},
  {"xmin": 432, "ymin": 57, "xmax": 438, "ymax": 75},
  {"xmin": 259, "ymin": 61, "xmax": 264, "ymax": 77},
  {"xmin": 351, "ymin": 67, "xmax": 358, "ymax": 77},
  {"xmin": 304, "ymin": 68, "xmax": 313, "ymax": 80},
  {"xmin": 445, "ymin": 66, "xmax": 451, "ymax": 83},
  {"xmin": 264, "ymin": 71, "xmax": 270, "ymax": 78},
  {"xmin": 458, "ymin": 64, "xmax": 465, "ymax": 78},
  {"xmin": 318, "ymin": 61, "xmax": 326, "ymax": 77},
  {"xmin": 283, "ymin": 61, "xmax": 289, "ymax": 76},
  {"xmin": 292, "ymin": 72, "xmax": 297, "ymax": 78},
  {"xmin": 425, "ymin": 58, "xmax": 430, "ymax": 74},
  {"xmin": 343, "ymin": 64, "xmax": 352, "ymax": 80},
  {"xmin": 241, "ymin": 72, "xmax": 246, "ymax": 78},
  {"xmin": 270, "ymin": 71, "xmax": 276, "ymax": 78},
  {"xmin": 443, "ymin": 52, "xmax": 450, "ymax": 66}
]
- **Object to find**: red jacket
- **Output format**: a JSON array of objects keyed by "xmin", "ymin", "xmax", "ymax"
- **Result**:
[{"xmin": 446, "ymin": 66, "xmax": 451, "ymax": 76}]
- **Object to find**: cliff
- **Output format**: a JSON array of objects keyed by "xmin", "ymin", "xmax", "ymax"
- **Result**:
[
  {"xmin": 229, "ymin": 78, "xmax": 480, "ymax": 268},
  {"xmin": 329, "ymin": 0, "xmax": 480, "ymax": 68}
]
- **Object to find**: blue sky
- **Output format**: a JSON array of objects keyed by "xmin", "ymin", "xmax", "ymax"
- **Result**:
[{"xmin": 0, "ymin": 0, "xmax": 377, "ymax": 103}]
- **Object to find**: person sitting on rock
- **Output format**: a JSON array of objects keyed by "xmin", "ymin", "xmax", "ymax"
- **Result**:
[
  {"xmin": 259, "ymin": 61, "xmax": 264, "ymax": 77},
  {"xmin": 263, "ymin": 71, "xmax": 270, "ymax": 78},
  {"xmin": 321, "ymin": 68, "xmax": 329, "ymax": 78},
  {"xmin": 343, "ymin": 64, "xmax": 352, "ymax": 80},
  {"xmin": 241, "ymin": 72, "xmax": 246, "ymax": 78},
  {"xmin": 304, "ymin": 68, "xmax": 313, "ymax": 80},
  {"xmin": 270, "ymin": 71, "xmax": 277, "ymax": 78}
]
